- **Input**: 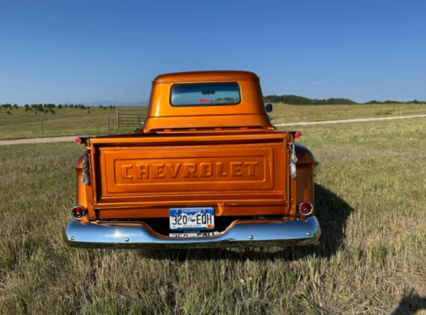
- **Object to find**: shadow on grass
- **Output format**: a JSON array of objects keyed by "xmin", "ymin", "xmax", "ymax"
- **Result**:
[
  {"xmin": 140, "ymin": 183, "xmax": 354, "ymax": 261},
  {"xmin": 391, "ymin": 289, "xmax": 426, "ymax": 315}
]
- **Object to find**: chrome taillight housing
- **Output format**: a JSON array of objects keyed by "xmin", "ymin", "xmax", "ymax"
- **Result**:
[
  {"xmin": 72, "ymin": 206, "xmax": 87, "ymax": 220},
  {"xmin": 298, "ymin": 202, "xmax": 313, "ymax": 216}
]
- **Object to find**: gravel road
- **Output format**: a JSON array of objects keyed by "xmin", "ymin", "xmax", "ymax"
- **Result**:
[
  {"xmin": 274, "ymin": 114, "xmax": 426, "ymax": 127},
  {"xmin": 1, "ymin": 114, "xmax": 425, "ymax": 146}
]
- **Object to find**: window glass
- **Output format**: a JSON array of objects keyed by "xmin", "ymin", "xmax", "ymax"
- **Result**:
[{"xmin": 171, "ymin": 83, "xmax": 240, "ymax": 106}]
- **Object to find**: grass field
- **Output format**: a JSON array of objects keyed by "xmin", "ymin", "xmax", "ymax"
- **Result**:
[
  {"xmin": 1, "ymin": 117, "xmax": 425, "ymax": 314},
  {"xmin": 1, "ymin": 103, "xmax": 426, "ymax": 140},
  {"xmin": 269, "ymin": 102, "xmax": 426, "ymax": 125},
  {"xmin": 0, "ymin": 106, "xmax": 147, "ymax": 140}
]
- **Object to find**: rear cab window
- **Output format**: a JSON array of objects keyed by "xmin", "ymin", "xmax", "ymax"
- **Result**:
[{"xmin": 171, "ymin": 83, "xmax": 241, "ymax": 106}]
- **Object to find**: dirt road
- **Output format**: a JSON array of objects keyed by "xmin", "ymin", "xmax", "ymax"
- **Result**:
[
  {"xmin": 1, "ymin": 114, "xmax": 425, "ymax": 146},
  {"xmin": 274, "ymin": 113, "xmax": 426, "ymax": 127},
  {"xmin": 0, "ymin": 136, "xmax": 77, "ymax": 146}
]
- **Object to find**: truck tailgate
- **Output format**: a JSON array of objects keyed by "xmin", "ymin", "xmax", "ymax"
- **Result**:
[{"xmin": 88, "ymin": 132, "xmax": 289, "ymax": 217}]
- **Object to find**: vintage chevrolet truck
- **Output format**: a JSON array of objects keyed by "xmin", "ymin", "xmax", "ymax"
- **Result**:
[{"xmin": 64, "ymin": 71, "xmax": 320, "ymax": 248}]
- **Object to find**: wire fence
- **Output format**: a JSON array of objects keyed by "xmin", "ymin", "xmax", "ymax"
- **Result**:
[
  {"xmin": 116, "ymin": 113, "xmax": 144, "ymax": 128},
  {"xmin": 3, "ymin": 104, "xmax": 426, "ymax": 139}
]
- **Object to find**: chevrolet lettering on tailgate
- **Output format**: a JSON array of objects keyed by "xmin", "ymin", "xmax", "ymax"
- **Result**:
[
  {"xmin": 65, "ymin": 71, "xmax": 320, "ymax": 249},
  {"xmin": 120, "ymin": 161, "xmax": 260, "ymax": 180}
]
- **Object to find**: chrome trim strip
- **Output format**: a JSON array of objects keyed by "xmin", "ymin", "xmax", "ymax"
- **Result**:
[{"xmin": 64, "ymin": 216, "xmax": 320, "ymax": 249}]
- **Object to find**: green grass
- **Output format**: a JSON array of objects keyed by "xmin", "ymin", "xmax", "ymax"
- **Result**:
[
  {"xmin": 1, "ymin": 117, "xmax": 425, "ymax": 314},
  {"xmin": 2, "ymin": 103, "xmax": 426, "ymax": 140},
  {"xmin": 269, "ymin": 102, "xmax": 426, "ymax": 124},
  {"xmin": 0, "ymin": 106, "xmax": 147, "ymax": 140}
]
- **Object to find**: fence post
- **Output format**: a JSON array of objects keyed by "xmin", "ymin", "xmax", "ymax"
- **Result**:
[
  {"xmin": 138, "ymin": 114, "xmax": 141, "ymax": 125},
  {"xmin": 40, "ymin": 118, "xmax": 44, "ymax": 134},
  {"xmin": 116, "ymin": 108, "xmax": 119, "ymax": 128},
  {"xmin": 107, "ymin": 116, "xmax": 110, "ymax": 131}
]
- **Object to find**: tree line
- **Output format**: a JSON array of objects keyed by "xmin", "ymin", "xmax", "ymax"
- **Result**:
[
  {"xmin": 263, "ymin": 95, "xmax": 426, "ymax": 105},
  {"xmin": 1, "ymin": 103, "xmax": 116, "ymax": 109},
  {"xmin": 0, "ymin": 103, "xmax": 116, "ymax": 114},
  {"xmin": 364, "ymin": 99, "xmax": 425, "ymax": 104}
]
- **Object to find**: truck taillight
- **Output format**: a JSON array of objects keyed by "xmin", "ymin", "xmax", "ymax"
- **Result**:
[
  {"xmin": 295, "ymin": 131, "xmax": 302, "ymax": 138},
  {"xmin": 72, "ymin": 206, "xmax": 86, "ymax": 220},
  {"xmin": 299, "ymin": 202, "xmax": 313, "ymax": 216}
]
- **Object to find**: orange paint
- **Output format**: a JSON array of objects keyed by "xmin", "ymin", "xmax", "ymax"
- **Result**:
[{"xmin": 74, "ymin": 71, "xmax": 315, "ymax": 224}]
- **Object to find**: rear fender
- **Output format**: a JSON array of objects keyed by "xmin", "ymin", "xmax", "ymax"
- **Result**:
[
  {"xmin": 75, "ymin": 155, "xmax": 88, "ymax": 212},
  {"xmin": 295, "ymin": 144, "xmax": 315, "ymax": 210}
]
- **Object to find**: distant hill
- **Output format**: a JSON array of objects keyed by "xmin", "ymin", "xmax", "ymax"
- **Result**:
[
  {"xmin": 64, "ymin": 100, "xmax": 149, "ymax": 106},
  {"xmin": 263, "ymin": 95, "xmax": 426, "ymax": 105},
  {"xmin": 263, "ymin": 95, "xmax": 357, "ymax": 105},
  {"xmin": 60, "ymin": 97, "xmax": 426, "ymax": 107}
]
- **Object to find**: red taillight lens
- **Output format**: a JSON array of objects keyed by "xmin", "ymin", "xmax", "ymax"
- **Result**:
[
  {"xmin": 75, "ymin": 137, "xmax": 82, "ymax": 144},
  {"xmin": 72, "ymin": 206, "xmax": 86, "ymax": 219},
  {"xmin": 299, "ymin": 202, "xmax": 313, "ymax": 215},
  {"xmin": 295, "ymin": 131, "xmax": 302, "ymax": 138}
]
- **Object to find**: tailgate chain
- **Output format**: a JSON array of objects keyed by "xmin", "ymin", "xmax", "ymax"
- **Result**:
[
  {"xmin": 288, "ymin": 143, "xmax": 297, "ymax": 179},
  {"xmin": 82, "ymin": 149, "xmax": 90, "ymax": 185}
]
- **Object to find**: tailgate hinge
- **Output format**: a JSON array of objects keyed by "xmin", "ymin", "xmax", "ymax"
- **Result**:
[{"xmin": 288, "ymin": 143, "xmax": 297, "ymax": 179}]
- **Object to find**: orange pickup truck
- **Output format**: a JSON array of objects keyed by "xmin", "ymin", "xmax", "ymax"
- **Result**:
[{"xmin": 64, "ymin": 71, "xmax": 320, "ymax": 248}]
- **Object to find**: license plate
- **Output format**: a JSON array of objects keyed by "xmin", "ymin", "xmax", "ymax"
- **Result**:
[
  {"xmin": 169, "ymin": 207, "xmax": 214, "ymax": 231},
  {"xmin": 169, "ymin": 231, "xmax": 219, "ymax": 238}
]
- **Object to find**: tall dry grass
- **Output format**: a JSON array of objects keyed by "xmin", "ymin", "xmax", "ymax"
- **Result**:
[{"xmin": 0, "ymin": 117, "xmax": 425, "ymax": 314}]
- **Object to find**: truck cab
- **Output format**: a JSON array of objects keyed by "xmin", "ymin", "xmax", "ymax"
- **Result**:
[{"xmin": 65, "ymin": 71, "xmax": 320, "ymax": 248}]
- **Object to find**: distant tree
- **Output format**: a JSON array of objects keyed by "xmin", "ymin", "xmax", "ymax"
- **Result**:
[
  {"xmin": 58, "ymin": 104, "xmax": 62, "ymax": 109},
  {"xmin": 7, "ymin": 110, "xmax": 11, "ymax": 114},
  {"xmin": 13, "ymin": 104, "xmax": 18, "ymax": 108},
  {"xmin": 87, "ymin": 110, "xmax": 90, "ymax": 114},
  {"xmin": 263, "ymin": 95, "xmax": 357, "ymax": 105},
  {"xmin": 44, "ymin": 109, "xmax": 49, "ymax": 113}
]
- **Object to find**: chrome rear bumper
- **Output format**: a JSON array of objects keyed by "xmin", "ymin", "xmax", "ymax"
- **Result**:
[{"xmin": 64, "ymin": 217, "xmax": 320, "ymax": 249}]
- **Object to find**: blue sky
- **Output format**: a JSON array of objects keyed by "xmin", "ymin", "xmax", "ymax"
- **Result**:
[{"xmin": 1, "ymin": 0, "xmax": 425, "ymax": 104}]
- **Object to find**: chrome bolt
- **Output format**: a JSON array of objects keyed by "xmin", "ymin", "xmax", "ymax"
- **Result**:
[
  {"xmin": 125, "ymin": 237, "xmax": 130, "ymax": 242},
  {"xmin": 70, "ymin": 236, "xmax": 74, "ymax": 241},
  {"xmin": 307, "ymin": 232, "xmax": 312, "ymax": 236},
  {"xmin": 249, "ymin": 235, "xmax": 254, "ymax": 240}
]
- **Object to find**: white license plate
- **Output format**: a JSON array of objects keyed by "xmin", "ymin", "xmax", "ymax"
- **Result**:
[
  {"xmin": 169, "ymin": 231, "xmax": 219, "ymax": 238},
  {"xmin": 169, "ymin": 207, "xmax": 214, "ymax": 231}
]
